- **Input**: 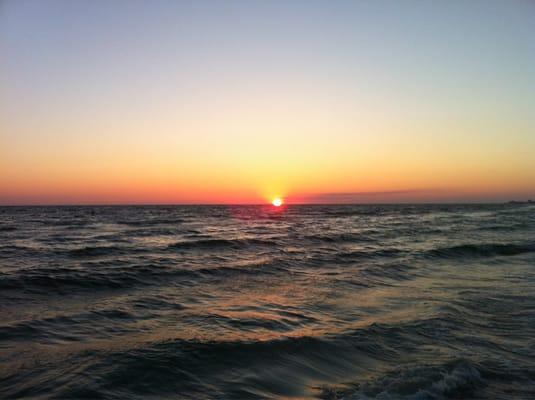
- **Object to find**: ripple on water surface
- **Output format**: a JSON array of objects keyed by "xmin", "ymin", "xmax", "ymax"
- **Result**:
[{"xmin": 0, "ymin": 204, "xmax": 534, "ymax": 399}]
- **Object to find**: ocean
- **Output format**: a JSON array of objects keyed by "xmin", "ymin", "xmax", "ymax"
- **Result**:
[{"xmin": 1, "ymin": 204, "xmax": 534, "ymax": 399}]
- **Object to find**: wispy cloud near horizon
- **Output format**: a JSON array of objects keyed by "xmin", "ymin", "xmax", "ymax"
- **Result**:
[
  {"xmin": 288, "ymin": 189, "xmax": 436, "ymax": 203},
  {"xmin": 287, "ymin": 188, "xmax": 532, "ymax": 204}
]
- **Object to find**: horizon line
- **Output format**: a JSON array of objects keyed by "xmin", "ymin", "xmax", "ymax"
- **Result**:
[{"xmin": 0, "ymin": 200, "xmax": 526, "ymax": 207}]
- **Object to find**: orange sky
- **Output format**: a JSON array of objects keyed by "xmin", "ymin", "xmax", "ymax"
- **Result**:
[{"xmin": 1, "ymin": 1, "xmax": 534, "ymax": 204}]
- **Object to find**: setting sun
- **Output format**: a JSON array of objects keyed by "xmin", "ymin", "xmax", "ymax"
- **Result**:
[{"xmin": 272, "ymin": 198, "xmax": 283, "ymax": 207}]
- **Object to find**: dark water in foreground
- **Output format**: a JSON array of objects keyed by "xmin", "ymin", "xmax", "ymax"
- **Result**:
[{"xmin": 1, "ymin": 204, "xmax": 534, "ymax": 399}]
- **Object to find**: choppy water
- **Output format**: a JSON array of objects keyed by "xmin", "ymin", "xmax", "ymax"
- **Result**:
[{"xmin": 1, "ymin": 204, "xmax": 534, "ymax": 399}]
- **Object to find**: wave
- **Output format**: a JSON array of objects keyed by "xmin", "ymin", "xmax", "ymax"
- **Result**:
[
  {"xmin": 340, "ymin": 248, "xmax": 405, "ymax": 260},
  {"xmin": 0, "ymin": 264, "xmax": 195, "ymax": 293},
  {"xmin": 67, "ymin": 245, "xmax": 143, "ymax": 257},
  {"xmin": 339, "ymin": 359, "xmax": 484, "ymax": 399},
  {"xmin": 0, "ymin": 307, "xmax": 146, "ymax": 344},
  {"xmin": 0, "ymin": 244, "xmax": 146, "ymax": 259},
  {"xmin": 2, "ymin": 312, "xmax": 530, "ymax": 399},
  {"xmin": 167, "ymin": 237, "xmax": 276, "ymax": 250},
  {"xmin": 115, "ymin": 218, "xmax": 185, "ymax": 227},
  {"xmin": 358, "ymin": 262, "xmax": 416, "ymax": 283},
  {"xmin": 323, "ymin": 207, "xmax": 389, "ymax": 217},
  {"xmin": 0, "ymin": 260, "xmax": 282, "ymax": 294},
  {"xmin": 425, "ymin": 242, "xmax": 535, "ymax": 259},
  {"xmin": 304, "ymin": 232, "xmax": 376, "ymax": 243}
]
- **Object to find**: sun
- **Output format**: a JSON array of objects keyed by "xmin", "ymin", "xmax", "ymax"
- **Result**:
[{"xmin": 272, "ymin": 198, "xmax": 283, "ymax": 207}]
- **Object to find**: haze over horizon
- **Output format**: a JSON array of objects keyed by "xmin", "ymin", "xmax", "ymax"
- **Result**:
[{"xmin": 1, "ymin": 0, "xmax": 534, "ymax": 205}]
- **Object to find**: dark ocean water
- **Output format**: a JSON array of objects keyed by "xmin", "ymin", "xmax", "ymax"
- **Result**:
[{"xmin": 1, "ymin": 204, "xmax": 534, "ymax": 399}]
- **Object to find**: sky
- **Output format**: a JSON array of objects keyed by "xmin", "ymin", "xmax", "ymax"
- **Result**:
[{"xmin": 1, "ymin": 0, "xmax": 534, "ymax": 204}]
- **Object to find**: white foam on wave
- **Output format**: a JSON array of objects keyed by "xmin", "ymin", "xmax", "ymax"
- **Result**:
[{"xmin": 344, "ymin": 360, "xmax": 483, "ymax": 400}]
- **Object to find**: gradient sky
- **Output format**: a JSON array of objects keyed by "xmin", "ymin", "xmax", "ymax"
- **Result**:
[{"xmin": 1, "ymin": 0, "xmax": 534, "ymax": 204}]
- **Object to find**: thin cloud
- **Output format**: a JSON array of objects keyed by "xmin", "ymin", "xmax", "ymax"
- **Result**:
[{"xmin": 289, "ymin": 189, "xmax": 447, "ymax": 204}]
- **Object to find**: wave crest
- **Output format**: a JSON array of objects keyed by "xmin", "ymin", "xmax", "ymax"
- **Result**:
[{"xmin": 426, "ymin": 243, "xmax": 535, "ymax": 259}]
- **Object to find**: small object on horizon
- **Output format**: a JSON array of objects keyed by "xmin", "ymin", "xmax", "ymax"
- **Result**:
[{"xmin": 507, "ymin": 200, "xmax": 534, "ymax": 204}]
